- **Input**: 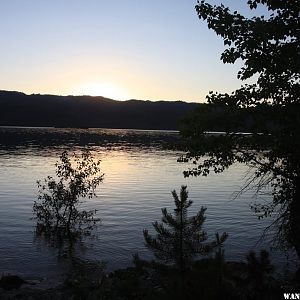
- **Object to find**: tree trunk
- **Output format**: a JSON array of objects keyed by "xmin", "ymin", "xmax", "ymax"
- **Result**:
[{"xmin": 67, "ymin": 205, "xmax": 73, "ymax": 232}]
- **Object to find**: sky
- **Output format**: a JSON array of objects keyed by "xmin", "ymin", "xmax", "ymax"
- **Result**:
[{"xmin": 0, "ymin": 0, "xmax": 262, "ymax": 102}]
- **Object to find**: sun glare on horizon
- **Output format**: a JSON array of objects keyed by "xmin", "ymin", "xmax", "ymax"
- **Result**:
[{"xmin": 72, "ymin": 81, "xmax": 130, "ymax": 101}]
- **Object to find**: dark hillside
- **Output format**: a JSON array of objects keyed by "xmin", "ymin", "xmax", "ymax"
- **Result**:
[{"xmin": 0, "ymin": 91, "xmax": 201, "ymax": 130}]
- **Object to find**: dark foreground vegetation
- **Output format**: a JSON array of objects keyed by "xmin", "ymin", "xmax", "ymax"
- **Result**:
[
  {"xmin": 33, "ymin": 150, "xmax": 103, "ymax": 241},
  {"xmin": 181, "ymin": 0, "xmax": 300, "ymax": 277},
  {"xmin": 0, "ymin": 254, "xmax": 293, "ymax": 300},
  {"xmin": 0, "ymin": 147, "xmax": 299, "ymax": 299},
  {"xmin": 1, "ymin": 182, "xmax": 298, "ymax": 300},
  {"xmin": 1, "ymin": 0, "xmax": 299, "ymax": 299}
]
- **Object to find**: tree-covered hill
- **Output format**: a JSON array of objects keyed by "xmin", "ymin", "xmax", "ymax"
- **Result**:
[{"xmin": 0, "ymin": 90, "xmax": 201, "ymax": 130}]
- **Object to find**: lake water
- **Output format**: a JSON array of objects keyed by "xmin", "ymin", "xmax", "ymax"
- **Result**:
[{"xmin": 0, "ymin": 127, "xmax": 295, "ymax": 279}]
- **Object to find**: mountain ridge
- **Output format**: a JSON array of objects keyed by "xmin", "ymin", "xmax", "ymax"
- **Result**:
[{"xmin": 0, "ymin": 90, "xmax": 202, "ymax": 130}]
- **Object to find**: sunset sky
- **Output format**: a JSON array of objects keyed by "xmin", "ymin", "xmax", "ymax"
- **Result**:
[{"xmin": 0, "ymin": 1, "xmax": 262, "ymax": 102}]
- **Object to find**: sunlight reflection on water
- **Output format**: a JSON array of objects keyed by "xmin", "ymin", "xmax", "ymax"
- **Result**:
[{"xmin": 0, "ymin": 127, "xmax": 295, "ymax": 278}]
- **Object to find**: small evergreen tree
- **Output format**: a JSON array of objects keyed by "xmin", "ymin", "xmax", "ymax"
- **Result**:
[
  {"xmin": 141, "ymin": 185, "xmax": 228, "ymax": 273},
  {"xmin": 33, "ymin": 150, "xmax": 103, "ymax": 238}
]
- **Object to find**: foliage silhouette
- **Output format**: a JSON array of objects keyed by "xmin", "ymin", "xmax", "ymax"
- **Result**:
[
  {"xmin": 134, "ymin": 186, "xmax": 228, "ymax": 298},
  {"xmin": 181, "ymin": 0, "xmax": 300, "ymax": 265},
  {"xmin": 244, "ymin": 250, "xmax": 274, "ymax": 283},
  {"xmin": 241, "ymin": 250, "xmax": 277, "ymax": 300},
  {"xmin": 33, "ymin": 150, "xmax": 103, "ymax": 239},
  {"xmin": 214, "ymin": 232, "xmax": 226, "ymax": 291}
]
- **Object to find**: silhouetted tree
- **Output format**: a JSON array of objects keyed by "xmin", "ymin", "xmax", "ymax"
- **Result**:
[
  {"xmin": 241, "ymin": 250, "xmax": 276, "ymax": 300},
  {"xmin": 142, "ymin": 186, "xmax": 227, "ymax": 271},
  {"xmin": 181, "ymin": 0, "xmax": 300, "ymax": 264},
  {"xmin": 134, "ymin": 186, "xmax": 227, "ymax": 298},
  {"xmin": 33, "ymin": 150, "xmax": 103, "ymax": 238},
  {"xmin": 214, "ymin": 232, "xmax": 226, "ymax": 291}
]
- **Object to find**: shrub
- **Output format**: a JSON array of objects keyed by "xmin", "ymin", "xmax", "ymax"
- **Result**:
[{"xmin": 33, "ymin": 150, "xmax": 103, "ymax": 238}]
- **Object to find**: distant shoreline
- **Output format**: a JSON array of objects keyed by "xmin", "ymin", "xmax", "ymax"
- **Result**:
[
  {"xmin": 0, "ymin": 90, "xmax": 201, "ymax": 131},
  {"xmin": 0, "ymin": 125, "xmax": 180, "ymax": 133}
]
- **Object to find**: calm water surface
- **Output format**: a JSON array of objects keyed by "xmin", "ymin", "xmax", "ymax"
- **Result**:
[{"xmin": 0, "ymin": 127, "xmax": 295, "ymax": 279}]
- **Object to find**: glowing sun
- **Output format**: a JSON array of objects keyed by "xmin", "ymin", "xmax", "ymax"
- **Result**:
[{"xmin": 73, "ymin": 81, "xmax": 129, "ymax": 100}]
